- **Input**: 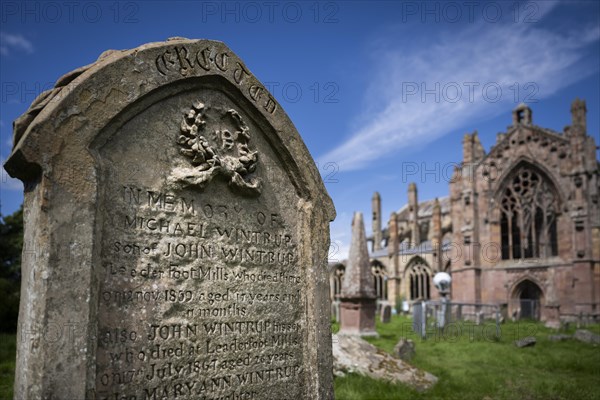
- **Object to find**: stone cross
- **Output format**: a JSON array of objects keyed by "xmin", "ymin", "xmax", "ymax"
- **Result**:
[{"xmin": 4, "ymin": 38, "xmax": 335, "ymax": 400}]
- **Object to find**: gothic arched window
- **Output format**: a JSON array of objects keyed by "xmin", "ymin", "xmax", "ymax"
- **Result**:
[
  {"xmin": 499, "ymin": 166, "xmax": 559, "ymax": 260},
  {"xmin": 406, "ymin": 260, "xmax": 431, "ymax": 301},
  {"xmin": 371, "ymin": 261, "xmax": 387, "ymax": 301}
]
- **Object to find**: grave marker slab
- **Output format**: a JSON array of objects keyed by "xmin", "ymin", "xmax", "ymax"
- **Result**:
[
  {"xmin": 381, "ymin": 304, "xmax": 392, "ymax": 323},
  {"xmin": 5, "ymin": 38, "xmax": 335, "ymax": 400}
]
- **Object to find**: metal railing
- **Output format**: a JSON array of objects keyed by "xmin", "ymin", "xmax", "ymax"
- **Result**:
[{"xmin": 413, "ymin": 300, "xmax": 501, "ymax": 339}]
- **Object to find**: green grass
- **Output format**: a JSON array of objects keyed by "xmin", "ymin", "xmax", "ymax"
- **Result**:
[
  {"xmin": 1, "ymin": 318, "xmax": 599, "ymax": 400},
  {"xmin": 0, "ymin": 334, "xmax": 15, "ymax": 400},
  {"xmin": 335, "ymin": 315, "xmax": 600, "ymax": 400}
]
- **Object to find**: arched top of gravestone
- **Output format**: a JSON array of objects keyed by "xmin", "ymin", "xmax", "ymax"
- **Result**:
[{"xmin": 5, "ymin": 38, "xmax": 334, "ymax": 220}]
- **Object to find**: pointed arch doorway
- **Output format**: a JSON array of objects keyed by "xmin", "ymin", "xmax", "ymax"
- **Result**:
[{"xmin": 512, "ymin": 279, "xmax": 543, "ymax": 320}]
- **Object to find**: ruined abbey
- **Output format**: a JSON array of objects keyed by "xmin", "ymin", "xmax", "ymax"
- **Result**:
[{"xmin": 331, "ymin": 99, "xmax": 600, "ymax": 324}]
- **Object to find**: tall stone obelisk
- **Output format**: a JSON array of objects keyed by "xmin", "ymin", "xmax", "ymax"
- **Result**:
[{"xmin": 339, "ymin": 212, "xmax": 378, "ymax": 336}]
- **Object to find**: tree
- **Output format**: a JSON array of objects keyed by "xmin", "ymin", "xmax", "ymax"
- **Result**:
[{"xmin": 0, "ymin": 205, "xmax": 23, "ymax": 332}]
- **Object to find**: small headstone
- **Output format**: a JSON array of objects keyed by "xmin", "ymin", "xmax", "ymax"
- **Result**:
[
  {"xmin": 381, "ymin": 304, "xmax": 392, "ymax": 323},
  {"xmin": 475, "ymin": 311, "xmax": 484, "ymax": 325},
  {"xmin": 545, "ymin": 320, "xmax": 561, "ymax": 330},
  {"xmin": 548, "ymin": 334, "xmax": 572, "ymax": 342},
  {"xmin": 5, "ymin": 39, "xmax": 335, "ymax": 400},
  {"xmin": 514, "ymin": 336, "xmax": 537, "ymax": 347},
  {"xmin": 456, "ymin": 304, "xmax": 463, "ymax": 320},
  {"xmin": 393, "ymin": 338, "xmax": 416, "ymax": 361},
  {"xmin": 511, "ymin": 309, "xmax": 519, "ymax": 322},
  {"xmin": 574, "ymin": 329, "xmax": 600, "ymax": 345},
  {"xmin": 331, "ymin": 301, "xmax": 340, "ymax": 322}
]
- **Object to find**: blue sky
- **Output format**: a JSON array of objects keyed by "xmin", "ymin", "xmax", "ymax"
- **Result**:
[{"xmin": 1, "ymin": 0, "xmax": 599, "ymax": 259}]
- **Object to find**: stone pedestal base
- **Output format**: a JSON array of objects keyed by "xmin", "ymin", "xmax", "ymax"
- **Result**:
[
  {"xmin": 544, "ymin": 304, "xmax": 561, "ymax": 329},
  {"xmin": 339, "ymin": 297, "xmax": 378, "ymax": 336}
]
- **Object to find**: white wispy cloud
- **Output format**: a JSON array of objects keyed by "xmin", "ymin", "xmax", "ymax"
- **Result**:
[
  {"xmin": 319, "ymin": 2, "xmax": 599, "ymax": 171},
  {"xmin": 329, "ymin": 211, "xmax": 352, "ymax": 262},
  {"xmin": 0, "ymin": 32, "xmax": 34, "ymax": 56}
]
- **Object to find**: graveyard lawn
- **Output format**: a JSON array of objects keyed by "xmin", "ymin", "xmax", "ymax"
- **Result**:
[
  {"xmin": 334, "ymin": 315, "xmax": 600, "ymax": 400},
  {"xmin": 1, "ymin": 318, "xmax": 599, "ymax": 399},
  {"xmin": 0, "ymin": 334, "xmax": 16, "ymax": 400}
]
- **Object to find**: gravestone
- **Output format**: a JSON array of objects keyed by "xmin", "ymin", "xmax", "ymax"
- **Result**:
[
  {"xmin": 514, "ymin": 336, "xmax": 537, "ymax": 348},
  {"xmin": 475, "ymin": 311, "xmax": 484, "ymax": 325},
  {"xmin": 331, "ymin": 301, "xmax": 340, "ymax": 323},
  {"xmin": 574, "ymin": 329, "xmax": 600, "ymax": 344},
  {"xmin": 381, "ymin": 304, "xmax": 391, "ymax": 323},
  {"xmin": 5, "ymin": 38, "xmax": 335, "ymax": 400},
  {"xmin": 548, "ymin": 334, "xmax": 571, "ymax": 342},
  {"xmin": 393, "ymin": 338, "xmax": 415, "ymax": 361}
]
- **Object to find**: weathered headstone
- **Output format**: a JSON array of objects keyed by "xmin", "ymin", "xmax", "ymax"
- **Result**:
[
  {"xmin": 574, "ymin": 329, "xmax": 600, "ymax": 345},
  {"xmin": 331, "ymin": 301, "xmax": 340, "ymax": 323},
  {"xmin": 393, "ymin": 338, "xmax": 415, "ymax": 361},
  {"xmin": 475, "ymin": 311, "xmax": 484, "ymax": 325},
  {"xmin": 5, "ymin": 39, "xmax": 335, "ymax": 400},
  {"xmin": 548, "ymin": 334, "xmax": 572, "ymax": 342},
  {"xmin": 338, "ymin": 213, "xmax": 377, "ymax": 336},
  {"xmin": 381, "ymin": 304, "xmax": 391, "ymax": 323}
]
